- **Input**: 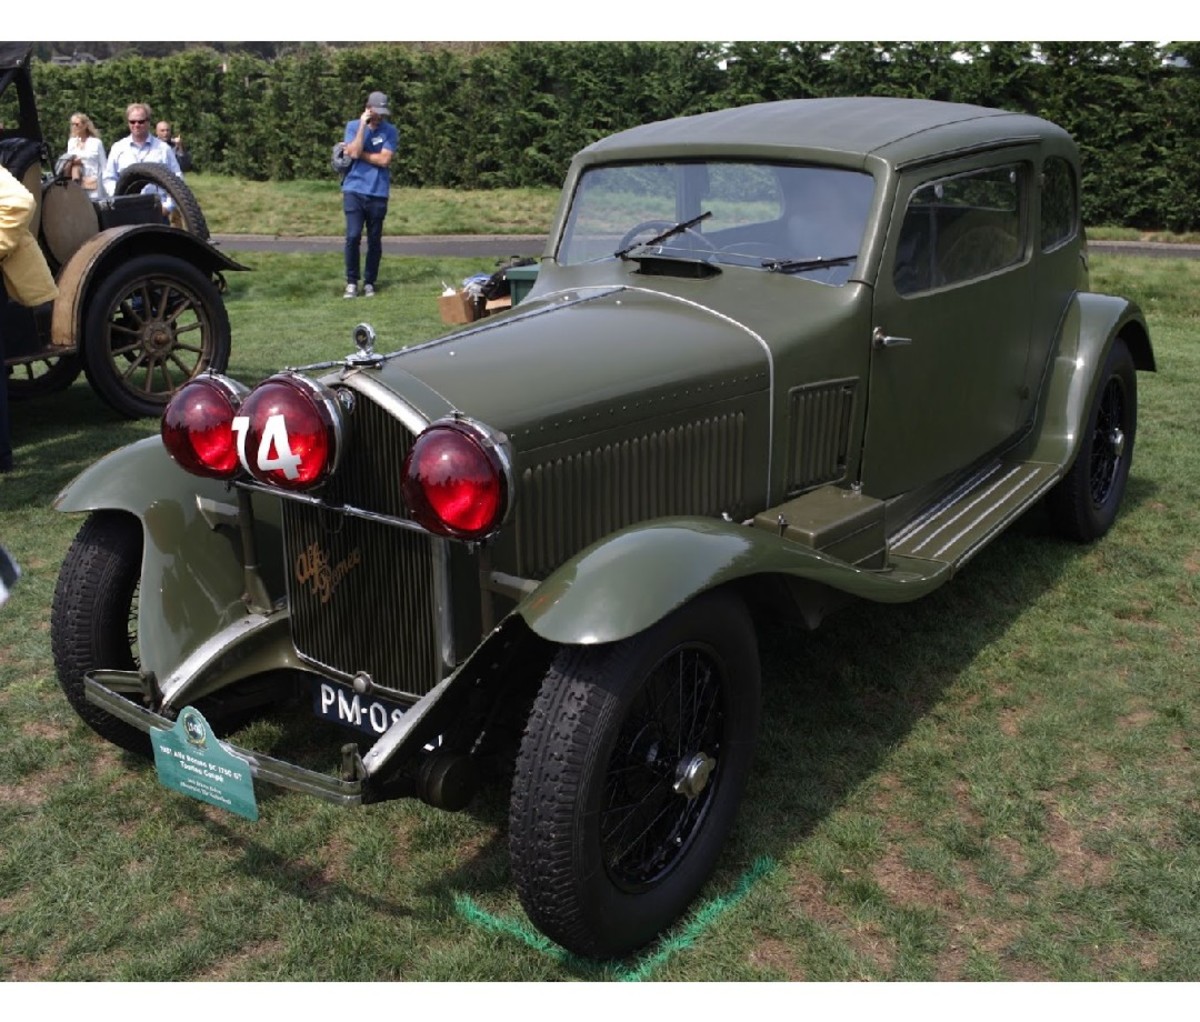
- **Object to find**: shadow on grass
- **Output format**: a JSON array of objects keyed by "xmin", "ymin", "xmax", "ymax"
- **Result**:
[
  {"xmin": 726, "ymin": 471, "xmax": 1160, "ymax": 878},
  {"xmin": 400, "ymin": 473, "xmax": 1163, "ymax": 969},
  {"xmin": 4, "ymin": 381, "xmax": 156, "ymax": 511}
]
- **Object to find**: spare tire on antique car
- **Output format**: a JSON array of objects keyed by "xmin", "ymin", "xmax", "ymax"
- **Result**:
[
  {"xmin": 112, "ymin": 163, "xmax": 209, "ymax": 240},
  {"xmin": 80, "ymin": 252, "xmax": 231, "ymax": 419}
]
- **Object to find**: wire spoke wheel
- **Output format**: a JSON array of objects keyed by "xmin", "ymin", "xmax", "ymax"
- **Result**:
[
  {"xmin": 509, "ymin": 589, "xmax": 760, "ymax": 958},
  {"xmin": 1088, "ymin": 376, "xmax": 1127, "ymax": 508},
  {"xmin": 602, "ymin": 646, "xmax": 724, "ymax": 889}
]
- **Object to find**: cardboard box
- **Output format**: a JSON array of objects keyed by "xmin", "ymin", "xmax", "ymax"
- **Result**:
[
  {"xmin": 484, "ymin": 295, "xmax": 512, "ymax": 314},
  {"xmin": 439, "ymin": 290, "xmax": 479, "ymax": 325}
]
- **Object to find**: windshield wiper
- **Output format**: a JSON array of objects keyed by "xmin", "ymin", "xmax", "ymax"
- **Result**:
[
  {"xmin": 763, "ymin": 253, "xmax": 857, "ymax": 273},
  {"xmin": 614, "ymin": 211, "xmax": 713, "ymax": 259}
]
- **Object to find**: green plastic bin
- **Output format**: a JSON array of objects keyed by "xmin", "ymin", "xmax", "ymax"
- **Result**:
[{"xmin": 507, "ymin": 264, "xmax": 539, "ymax": 305}]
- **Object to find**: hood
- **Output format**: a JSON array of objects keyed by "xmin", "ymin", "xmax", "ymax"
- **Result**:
[{"xmin": 374, "ymin": 285, "xmax": 770, "ymax": 448}]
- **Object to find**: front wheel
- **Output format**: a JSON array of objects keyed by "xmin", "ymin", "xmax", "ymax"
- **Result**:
[
  {"xmin": 81, "ymin": 253, "xmax": 231, "ymax": 419},
  {"xmin": 50, "ymin": 511, "xmax": 149, "ymax": 756},
  {"xmin": 1045, "ymin": 337, "xmax": 1137, "ymax": 542},
  {"xmin": 508, "ymin": 589, "xmax": 760, "ymax": 958}
]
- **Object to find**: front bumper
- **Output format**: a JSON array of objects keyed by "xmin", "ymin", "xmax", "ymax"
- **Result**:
[{"xmin": 85, "ymin": 671, "xmax": 367, "ymax": 805}]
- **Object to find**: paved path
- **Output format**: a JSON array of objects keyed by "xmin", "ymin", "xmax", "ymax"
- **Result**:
[
  {"xmin": 211, "ymin": 234, "xmax": 1200, "ymax": 260},
  {"xmin": 1085, "ymin": 239, "xmax": 1200, "ymax": 260}
]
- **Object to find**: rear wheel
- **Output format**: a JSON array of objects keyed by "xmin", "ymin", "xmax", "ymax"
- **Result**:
[
  {"xmin": 509, "ymin": 589, "xmax": 760, "ymax": 958},
  {"xmin": 81, "ymin": 253, "xmax": 230, "ymax": 419},
  {"xmin": 6, "ymin": 354, "xmax": 83, "ymax": 399},
  {"xmin": 1046, "ymin": 337, "xmax": 1137, "ymax": 541},
  {"xmin": 51, "ymin": 511, "xmax": 149, "ymax": 757}
]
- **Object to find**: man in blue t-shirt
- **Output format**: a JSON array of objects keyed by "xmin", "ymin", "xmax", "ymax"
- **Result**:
[{"xmin": 341, "ymin": 91, "xmax": 398, "ymax": 298}]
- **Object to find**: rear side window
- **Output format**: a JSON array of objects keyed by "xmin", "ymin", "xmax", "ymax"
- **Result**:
[
  {"xmin": 893, "ymin": 164, "xmax": 1024, "ymax": 295},
  {"xmin": 1040, "ymin": 157, "xmax": 1077, "ymax": 251}
]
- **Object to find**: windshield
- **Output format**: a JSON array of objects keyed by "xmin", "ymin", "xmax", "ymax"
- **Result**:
[{"xmin": 557, "ymin": 160, "xmax": 875, "ymax": 284}]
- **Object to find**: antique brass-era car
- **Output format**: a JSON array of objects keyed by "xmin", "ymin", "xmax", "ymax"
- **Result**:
[
  {"xmin": 1, "ymin": 43, "xmax": 242, "ymax": 418},
  {"xmin": 52, "ymin": 97, "xmax": 1153, "ymax": 957}
]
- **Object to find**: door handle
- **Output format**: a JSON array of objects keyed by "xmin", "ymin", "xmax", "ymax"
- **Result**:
[{"xmin": 873, "ymin": 327, "xmax": 913, "ymax": 349}]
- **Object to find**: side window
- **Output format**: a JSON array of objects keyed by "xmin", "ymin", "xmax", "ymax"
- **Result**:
[
  {"xmin": 894, "ymin": 163, "xmax": 1025, "ymax": 295},
  {"xmin": 1040, "ymin": 157, "xmax": 1077, "ymax": 251}
]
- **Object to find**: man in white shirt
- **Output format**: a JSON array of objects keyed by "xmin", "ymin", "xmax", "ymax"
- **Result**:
[{"xmin": 102, "ymin": 102, "xmax": 183, "ymax": 216}]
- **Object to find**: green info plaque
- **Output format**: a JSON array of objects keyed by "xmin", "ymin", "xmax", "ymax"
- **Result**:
[{"xmin": 152, "ymin": 707, "xmax": 259, "ymax": 821}]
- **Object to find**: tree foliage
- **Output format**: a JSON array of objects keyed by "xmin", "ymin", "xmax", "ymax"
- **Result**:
[{"xmin": 29, "ymin": 41, "xmax": 1200, "ymax": 229}]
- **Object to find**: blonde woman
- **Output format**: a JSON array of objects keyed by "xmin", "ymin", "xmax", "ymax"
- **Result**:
[{"xmin": 65, "ymin": 113, "xmax": 107, "ymax": 199}]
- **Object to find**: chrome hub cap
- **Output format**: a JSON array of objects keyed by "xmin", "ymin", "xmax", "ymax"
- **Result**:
[{"xmin": 673, "ymin": 752, "xmax": 716, "ymax": 800}]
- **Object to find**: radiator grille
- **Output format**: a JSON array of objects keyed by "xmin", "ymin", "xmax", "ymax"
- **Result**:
[
  {"xmin": 282, "ymin": 387, "xmax": 444, "ymax": 698},
  {"xmin": 515, "ymin": 413, "xmax": 745, "ymax": 578},
  {"xmin": 785, "ymin": 378, "xmax": 858, "ymax": 493},
  {"xmin": 320, "ymin": 390, "xmax": 415, "ymax": 516}
]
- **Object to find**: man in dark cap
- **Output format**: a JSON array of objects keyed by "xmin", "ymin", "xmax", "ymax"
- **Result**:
[{"xmin": 340, "ymin": 90, "xmax": 398, "ymax": 299}]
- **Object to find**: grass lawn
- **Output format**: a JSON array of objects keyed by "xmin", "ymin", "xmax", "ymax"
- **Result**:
[
  {"xmin": 189, "ymin": 174, "xmax": 562, "ymax": 238},
  {"xmin": 0, "ymin": 251, "xmax": 1197, "ymax": 981}
]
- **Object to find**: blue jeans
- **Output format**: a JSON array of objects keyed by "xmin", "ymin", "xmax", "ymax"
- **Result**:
[{"xmin": 343, "ymin": 191, "xmax": 389, "ymax": 286}]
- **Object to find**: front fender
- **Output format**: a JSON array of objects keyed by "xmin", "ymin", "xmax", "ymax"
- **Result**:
[
  {"xmin": 54, "ymin": 437, "xmax": 288, "ymax": 687},
  {"xmin": 1028, "ymin": 292, "xmax": 1153, "ymax": 469},
  {"xmin": 516, "ymin": 516, "xmax": 950, "ymax": 646},
  {"xmin": 50, "ymin": 225, "xmax": 248, "ymax": 348}
]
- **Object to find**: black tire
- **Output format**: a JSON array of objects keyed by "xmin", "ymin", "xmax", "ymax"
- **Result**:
[
  {"xmin": 1046, "ymin": 337, "xmax": 1137, "ymax": 542},
  {"xmin": 50, "ymin": 511, "xmax": 150, "ymax": 757},
  {"xmin": 112, "ymin": 163, "xmax": 209, "ymax": 240},
  {"xmin": 7, "ymin": 354, "xmax": 83, "ymax": 400},
  {"xmin": 509, "ymin": 589, "xmax": 760, "ymax": 958},
  {"xmin": 81, "ymin": 253, "xmax": 231, "ymax": 419}
]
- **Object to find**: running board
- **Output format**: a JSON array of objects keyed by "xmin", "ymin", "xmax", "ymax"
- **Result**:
[{"xmin": 890, "ymin": 459, "xmax": 1060, "ymax": 567}]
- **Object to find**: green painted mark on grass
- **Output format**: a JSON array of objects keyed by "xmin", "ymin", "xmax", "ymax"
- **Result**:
[{"xmin": 454, "ymin": 855, "xmax": 777, "ymax": 979}]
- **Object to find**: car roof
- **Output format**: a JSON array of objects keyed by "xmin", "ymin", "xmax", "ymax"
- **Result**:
[{"xmin": 575, "ymin": 96, "xmax": 1073, "ymax": 170}]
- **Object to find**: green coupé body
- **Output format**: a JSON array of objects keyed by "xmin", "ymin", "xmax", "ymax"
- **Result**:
[{"xmin": 51, "ymin": 97, "xmax": 1153, "ymax": 958}]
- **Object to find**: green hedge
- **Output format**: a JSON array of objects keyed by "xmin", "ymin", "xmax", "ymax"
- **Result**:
[{"xmin": 31, "ymin": 41, "xmax": 1200, "ymax": 230}]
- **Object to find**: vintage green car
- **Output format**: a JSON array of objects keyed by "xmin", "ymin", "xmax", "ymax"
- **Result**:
[{"xmin": 51, "ymin": 97, "xmax": 1153, "ymax": 958}]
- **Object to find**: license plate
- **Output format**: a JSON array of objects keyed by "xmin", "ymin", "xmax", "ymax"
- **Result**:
[{"xmin": 313, "ymin": 680, "xmax": 407, "ymax": 737}]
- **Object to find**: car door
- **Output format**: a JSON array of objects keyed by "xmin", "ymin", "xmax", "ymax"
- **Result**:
[{"xmin": 861, "ymin": 152, "xmax": 1036, "ymax": 499}]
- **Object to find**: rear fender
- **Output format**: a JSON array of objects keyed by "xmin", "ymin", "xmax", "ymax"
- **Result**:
[
  {"xmin": 516, "ymin": 516, "xmax": 950, "ymax": 646},
  {"xmin": 54, "ymin": 437, "xmax": 291, "ymax": 689},
  {"xmin": 49, "ymin": 225, "xmax": 247, "ymax": 348},
  {"xmin": 1028, "ymin": 292, "xmax": 1153, "ymax": 468}
]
